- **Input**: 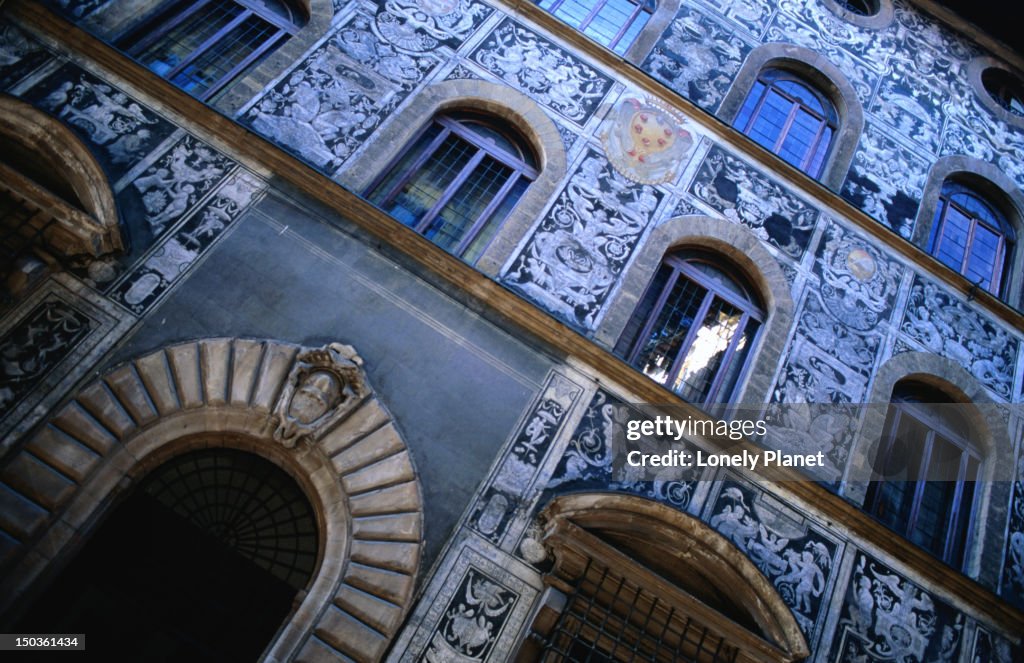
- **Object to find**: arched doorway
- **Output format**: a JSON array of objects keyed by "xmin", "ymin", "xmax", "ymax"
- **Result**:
[{"xmin": 15, "ymin": 448, "xmax": 319, "ymax": 662}]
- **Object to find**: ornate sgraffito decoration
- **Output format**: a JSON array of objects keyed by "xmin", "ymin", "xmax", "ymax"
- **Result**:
[
  {"xmin": 546, "ymin": 390, "xmax": 701, "ymax": 514},
  {"xmin": 504, "ymin": 150, "xmax": 662, "ymax": 328},
  {"xmin": 25, "ymin": 65, "xmax": 175, "ymax": 179},
  {"xmin": 0, "ymin": 299, "xmax": 91, "ymax": 418},
  {"xmin": 424, "ymin": 566, "xmax": 519, "ymax": 661},
  {"xmin": 772, "ymin": 333, "xmax": 869, "ymax": 405},
  {"xmin": 375, "ymin": 0, "xmax": 492, "ymax": 53},
  {"xmin": 0, "ymin": 24, "xmax": 50, "ymax": 91},
  {"xmin": 701, "ymin": 0, "xmax": 775, "ymax": 37},
  {"xmin": 108, "ymin": 170, "xmax": 264, "ymax": 315},
  {"xmin": 703, "ymin": 478, "xmax": 841, "ymax": 641},
  {"xmin": 829, "ymin": 553, "xmax": 964, "ymax": 663},
  {"xmin": 899, "ymin": 275, "xmax": 1018, "ymax": 398},
  {"xmin": 444, "ymin": 62, "xmax": 481, "ymax": 81},
  {"xmin": 642, "ymin": 6, "xmax": 752, "ymax": 112},
  {"xmin": 51, "ymin": 0, "xmax": 111, "ymax": 19},
  {"xmin": 470, "ymin": 18, "xmax": 612, "ymax": 127},
  {"xmin": 242, "ymin": 10, "xmax": 440, "ymax": 172},
  {"xmin": 973, "ymin": 626, "xmax": 1024, "ymax": 663},
  {"xmin": 814, "ymin": 221, "xmax": 904, "ymax": 333},
  {"xmin": 841, "ymin": 124, "xmax": 928, "ymax": 239},
  {"xmin": 130, "ymin": 135, "xmax": 235, "ymax": 236},
  {"xmin": 270, "ymin": 343, "xmax": 369, "ymax": 448},
  {"xmin": 601, "ymin": 97, "xmax": 695, "ymax": 185},
  {"xmin": 1002, "ymin": 453, "xmax": 1024, "ymax": 609},
  {"xmin": 469, "ymin": 372, "xmax": 584, "ymax": 546},
  {"xmin": 690, "ymin": 146, "xmax": 818, "ymax": 259}
]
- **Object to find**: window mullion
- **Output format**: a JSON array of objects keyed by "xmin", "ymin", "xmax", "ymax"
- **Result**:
[
  {"xmin": 376, "ymin": 126, "xmax": 452, "ymax": 208},
  {"xmin": 577, "ymin": 0, "xmax": 607, "ymax": 34},
  {"xmin": 128, "ymin": 0, "xmax": 216, "ymax": 55},
  {"xmin": 609, "ymin": 3, "xmax": 645, "ymax": 49},
  {"xmin": 665, "ymin": 289, "xmax": 716, "ymax": 395},
  {"xmin": 200, "ymin": 28, "xmax": 285, "ymax": 101},
  {"xmin": 942, "ymin": 450, "xmax": 970, "ymax": 562},
  {"xmin": 960, "ymin": 217, "xmax": 979, "ymax": 276},
  {"xmin": 627, "ymin": 268, "xmax": 681, "ymax": 366},
  {"xmin": 163, "ymin": 8, "xmax": 254, "ymax": 81},
  {"xmin": 799, "ymin": 119, "xmax": 827, "ymax": 172},
  {"xmin": 452, "ymin": 170, "xmax": 520, "ymax": 257},
  {"xmin": 905, "ymin": 431, "xmax": 934, "ymax": 538},
  {"xmin": 414, "ymin": 148, "xmax": 487, "ymax": 233},
  {"xmin": 772, "ymin": 102, "xmax": 800, "ymax": 155},
  {"xmin": 703, "ymin": 310, "xmax": 750, "ymax": 405}
]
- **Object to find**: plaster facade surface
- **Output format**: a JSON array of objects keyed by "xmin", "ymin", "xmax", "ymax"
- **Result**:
[{"xmin": 0, "ymin": 0, "xmax": 1023, "ymax": 661}]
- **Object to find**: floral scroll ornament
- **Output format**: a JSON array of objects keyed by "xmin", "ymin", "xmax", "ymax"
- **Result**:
[
  {"xmin": 270, "ymin": 343, "xmax": 369, "ymax": 448},
  {"xmin": 602, "ymin": 97, "xmax": 694, "ymax": 184}
]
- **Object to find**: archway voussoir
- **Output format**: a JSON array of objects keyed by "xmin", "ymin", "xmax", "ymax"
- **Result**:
[
  {"xmin": 74, "ymin": 382, "xmax": 135, "ymax": 441},
  {"xmin": 330, "ymin": 424, "xmax": 404, "ymax": 475},
  {"xmin": 314, "ymin": 608, "xmax": 387, "ymax": 662},
  {"xmin": 198, "ymin": 338, "xmax": 233, "ymax": 406},
  {"xmin": 104, "ymin": 365, "xmax": 157, "ymax": 426},
  {"xmin": 229, "ymin": 339, "xmax": 266, "ymax": 407},
  {"xmin": 134, "ymin": 351, "xmax": 181, "ymax": 417},
  {"xmin": 333, "ymin": 584, "xmax": 405, "ymax": 636},
  {"xmin": 293, "ymin": 636, "xmax": 347, "ymax": 663},
  {"xmin": 351, "ymin": 512, "xmax": 422, "ymax": 542},
  {"xmin": 348, "ymin": 481, "xmax": 421, "ymax": 517},
  {"xmin": 349, "ymin": 540, "xmax": 420, "ymax": 575},
  {"xmin": 28, "ymin": 424, "xmax": 103, "ymax": 481},
  {"xmin": 342, "ymin": 566, "xmax": 415, "ymax": 606},
  {"xmin": 319, "ymin": 398, "xmax": 390, "ymax": 457},
  {"xmin": 251, "ymin": 342, "xmax": 299, "ymax": 412},
  {"xmin": 166, "ymin": 342, "xmax": 204, "ymax": 409},
  {"xmin": 341, "ymin": 452, "xmax": 414, "ymax": 496}
]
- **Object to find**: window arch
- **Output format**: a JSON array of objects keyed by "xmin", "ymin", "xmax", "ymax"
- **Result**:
[
  {"xmin": 366, "ymin": 111, "xmax": 539, "ymax": 265},
  {"xmin": 537, "ymin": 0, "xmax": 655, "ymax": 55},
  {"xmin": 614, "ymin": 249, "xmax": 764, "ymax": 407},
  {"xmin": 865, "ymin": 381, "xmax": 981, "ymax": 568},
  {"xmin": 928, "ymin": 180, "xmax": 1015, "ymax": 296},
  {"xmin": 733, "ymin": 68, "xmax": 838, "ymax": 179},
  {"xmin": 118, "ymin": 0, "xmax": 307, "ymax": 101}
]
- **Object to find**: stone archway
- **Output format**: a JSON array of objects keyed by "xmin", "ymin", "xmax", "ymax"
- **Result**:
[{"xmin": 0, "ymin": 337, "xmax": 424, "ymax": 662}]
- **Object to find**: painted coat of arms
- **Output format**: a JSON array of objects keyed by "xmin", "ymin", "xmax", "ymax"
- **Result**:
[{"xmin": 602, "ymin": 97, "xmax": 694, "ymax": 184}]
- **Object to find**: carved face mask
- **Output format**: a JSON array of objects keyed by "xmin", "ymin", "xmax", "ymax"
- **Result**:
[{"xmin": 288, "ymin": 370, "xmax": 342, "ymax": 425}]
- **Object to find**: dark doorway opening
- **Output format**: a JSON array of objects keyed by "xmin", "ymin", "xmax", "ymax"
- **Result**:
[{"xmin": 14, "ymin": 448, "xmax": 319, "ymax": 662}]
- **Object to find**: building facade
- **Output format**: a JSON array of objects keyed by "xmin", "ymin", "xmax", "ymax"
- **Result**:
[{"xmin": 0, "ymin": 0, "xmax": 1023, "ymax": 660}]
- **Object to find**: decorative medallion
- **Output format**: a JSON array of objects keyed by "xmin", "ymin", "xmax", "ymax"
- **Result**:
[{"xmin": 602, "ymin": 97, "xmax": 694, "ymax": 184}]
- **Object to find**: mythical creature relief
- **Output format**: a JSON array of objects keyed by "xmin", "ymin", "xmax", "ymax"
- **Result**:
[
  {"xmin": 900, "ymin": 276, "xmax": 1017, "ymax": 398},
  {"xmin": 776, "ymin": 0, "xmax": 898, "ymax": 63},
  {"xmin": 841, "ymin": 124, "xmax": 929, "ymax": 239},
  {"xmin": 893, "ymin": 0, "xmax": 978, "ymax": 63},
  {"xmin": 426, "ymin": 567, "xmax": 519, "ymax": 661},
  {"xmin": 242, "ymin": 12, "xmax": 439, "ymax": 172},
  {"xmin": 689, "ymin": 146, "xmax": 818, "ymax": 259},
  {"xmin": 0, "ymin": 299, "xmax": 91, "ymax": 417},
  {"xmin": 831, "ymin": 554, "xmax": 964, "ymax": 663},
  {"xmin": 33, "ymin": 69, "xmax": 171, "ymax": 175},
  {"xmin": 642, "ymin": 6, "xmax": 752, "ymax": 112},
  {"xmin": 870, "ymin": 75, "xmax": 946, "ymax": 155},
  {"xmin": 374, "ymin": 0, "xmax": 492, "ymax": 53},
  {"xmin": 471, "ymin": 19, "xmax": 611, "ymax": 127},
  {"xmin": 504, "ymin": 150, "xmax": 662, "ymax": 328},
  {"xmin": 546, "ymin": 390, "xmax": 701, "ymax": 513},
  {"xmin": 704, "ymin": 479, "xmax": 840, "ymax": 640},
  {"xmin": 0, "ymin": 23, "xmax": 49, "ymax": 90},
  {"xmin": 131, "ymin": 136, "xmax": 233, "ymax": 236}
]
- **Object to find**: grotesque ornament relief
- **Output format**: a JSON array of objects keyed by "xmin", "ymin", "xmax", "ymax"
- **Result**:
[
  {"xmin": 0, "ymin": 23, "xmax": 49, "ymax": 90},
  {"xmin": 973, "ymin": 628, "xmax": 1023, "ymax": 663},
  {"xmin": 701, "ymin": 0, "xmax": 775, "ymax": 37},
  {"xmin": 33, "ymin": 69, "xmax": 170, "ymax": 175},
  {"xmin": 471, "ymin": 19, "xmax": 612, "ymax": 127},
  {"xmin": 842, "ymin": 125, "xmax": 929, "ymax": 239},
  {"xmin": 131, "ymin": 136, "xmax": 234, "ymax": 235},
  {"xmin": 504, "ymin": 150, "xmax": 662, "ymax": 328},
  {"xmin": 690, "ymin": 146, "xmax": 818, "ymax": 259},
  {"xmin": 271, "ymin": 343, "xmax": 368, "ymax": 448},
  {"xmin": 242, "ymin": 11, "xmax": 439, "ymax": 172},
  {"xmin": 704, "ymin": 479, "xmax": 841, "ymax": 640},
  {"xmin": 1002, "ymin": 452, "xmax": 1024, "ymax": 608},
  {"xmin": 601, "ymin": 97, "xmax": 695, "ymax": 185},
  {"xmin": 900, "ymin": 276, "xmax": 1017, "ymax": 398},
  {"xmin": 642, "ymin": 6, "xmax": 751, "ymax": 112},
  {"xmin": 831, "ymin": 553, "xmax": 964, "ymax": 663},
  {"xmin": 374, "ymin": 0, "xmax": 492, "ymax": 53}
]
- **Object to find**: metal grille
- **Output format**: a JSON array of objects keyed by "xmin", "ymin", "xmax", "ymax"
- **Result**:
[
  {"xmin": 141, "ymin": 448, "xmax": 319, "ymax": 590},
  {"xmin": 541, "ymin": 561, "xmax": 739, "ymax": 663}
]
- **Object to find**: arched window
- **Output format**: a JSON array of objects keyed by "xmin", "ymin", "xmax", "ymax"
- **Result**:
[
  {"xmin": 366, "ymin": 111, "xmax": 538, "ymax": 265},
  {"xmin": 865, "ymin": 383, "xmax": 980, "ymax": 567},
  {"xmin": 733, "ymin": 69, "xmax": 837, "ymax": 179},
  {"xmin": 537, "ymin": 0, "xmax": 655, "ymax": 55},
  {"xmin": 835, "ymin": 0, "xmax": 879, "ymax": 15},
  {"xmin": 928, "ymin": 181, "xmax": 1015, "ymax": 296},
  {"xmin": 119, "ymin": 0, "xmax": 306, "ymax": 101},
  {"xmin": 615, "ymin": 250, "xmax": 763, "ymax": 406}
]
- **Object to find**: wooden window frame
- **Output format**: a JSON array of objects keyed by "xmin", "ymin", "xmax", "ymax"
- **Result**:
[
  {"xmin": 927, "ymin": 183, "xmax": 1013, "ymax": 297},
  {"xmin": 538, "ymin": 0, "xmax": 655, "ymax": 53},
  {"xmin": 621, "ymin": 253, "xmax": 764, "ymax": 407},
  {"xmin": 366, "ymin": 114, "xmax": 538, "ymax": 262},
  {"xmin": 734, "ymin": 71, "xmax": 837, "ymax": 178},
  {"xmin": 865, "ymin": 397, "xmax": 981, "ymax": 567},
  {"xmin": 123, "ymin": 0, "xmax": 301, "ymax": 101}
]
